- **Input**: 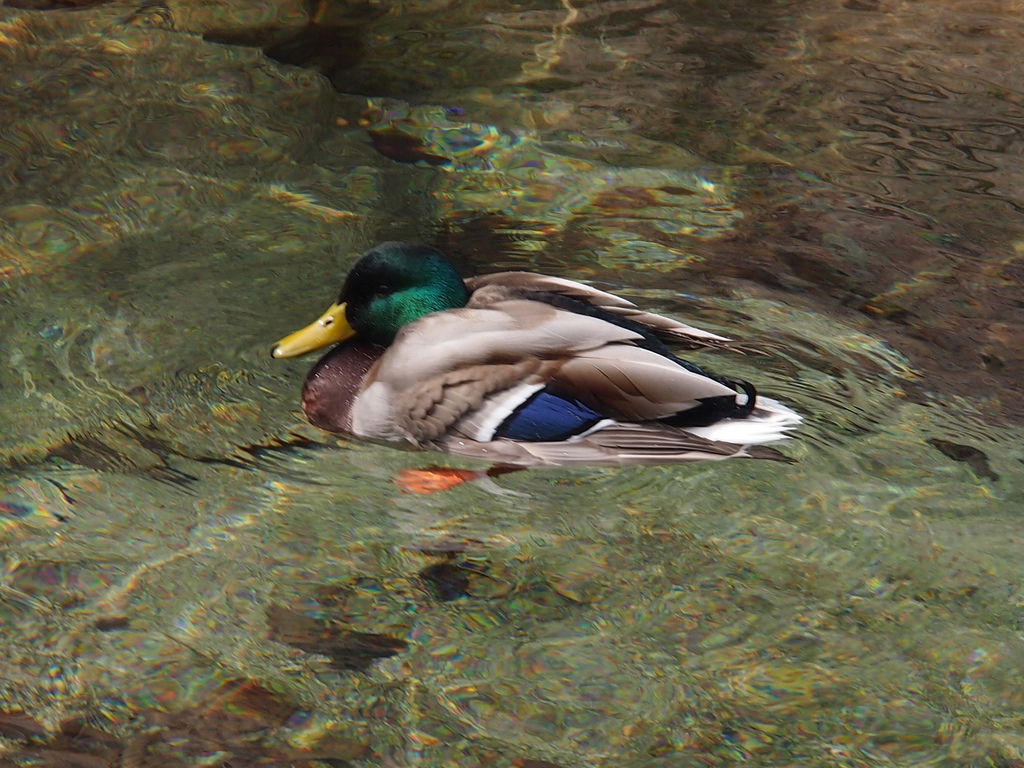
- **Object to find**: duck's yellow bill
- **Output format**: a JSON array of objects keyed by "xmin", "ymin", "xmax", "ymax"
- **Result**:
[{"xmin": 272, "ymin": 302, "xmax": 355, "ymax": 358}]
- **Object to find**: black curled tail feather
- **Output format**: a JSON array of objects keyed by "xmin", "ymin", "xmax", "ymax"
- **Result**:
[{"xmin": 730, "ymin": 379, "xmax": 757, "ymax": 418}]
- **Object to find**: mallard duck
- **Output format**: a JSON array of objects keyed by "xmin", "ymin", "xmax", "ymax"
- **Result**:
[{"xmin": 272, "ymin": 242, "xmax": 801, "ymax": 466}]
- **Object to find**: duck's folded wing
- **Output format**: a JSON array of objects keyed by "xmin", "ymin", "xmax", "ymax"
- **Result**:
[
  {"xmin": 352, "ymin": 301, "xmax": 636, "ymax": 440},
  {"xmin": 552, "ymin": 344, "xmax": 737, "ymax": 422},
  {"xmin": 355, "ymin": 301, "xmax": 740, "ymax": 444},
  {"xmin": 370, "ymin": 300, "xmax": 645, "ymax": 386},
  {"xmin": 466, "ymin": 271, "xmax": 730, "ymax": 348}
]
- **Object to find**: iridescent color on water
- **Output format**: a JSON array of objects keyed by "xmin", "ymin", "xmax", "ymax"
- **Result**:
[{"xmin": 1, "ymin": 1, "xmax": 1022, "ymax": 766}]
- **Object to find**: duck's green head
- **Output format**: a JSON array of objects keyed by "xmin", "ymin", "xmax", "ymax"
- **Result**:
[{"xmin": 272, "ymin": 242, "xmax": 469, "ymax": 357}]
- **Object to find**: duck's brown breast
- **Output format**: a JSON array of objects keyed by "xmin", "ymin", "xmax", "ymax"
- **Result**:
[{"xmin": 301, "ymin": 341, "xmax": 384, "ymax": 433}]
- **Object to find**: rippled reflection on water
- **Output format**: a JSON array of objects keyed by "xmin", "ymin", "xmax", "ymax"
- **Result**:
[{"xmin": 1, "ymin": 0, "xmax": 1023, "ymax": 766}]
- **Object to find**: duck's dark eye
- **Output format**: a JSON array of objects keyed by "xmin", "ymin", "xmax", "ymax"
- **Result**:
[{"xmin": 374, "ymin": 283, "xmax": 393, "ymax": 297}]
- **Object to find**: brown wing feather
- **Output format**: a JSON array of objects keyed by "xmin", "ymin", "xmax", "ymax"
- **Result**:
[
  {"xmin": 465, "ymin": 272, "xmax": 636, "ymax": 308},
  {"xmin": 605, "ymin": 307, "xmax": 732, "ymax": 349},
  {"xmin": 553, "ymin": 345, "xmax": 737, "ymax": 421},
  {"xmin": 466, "ymin": 271, "xmax": 730, "ymax": 348}
]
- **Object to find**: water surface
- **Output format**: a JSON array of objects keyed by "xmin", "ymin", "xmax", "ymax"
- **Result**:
[{"xmin": 1, "ymin": 0, "xmax": 1022, "ymax": 765}]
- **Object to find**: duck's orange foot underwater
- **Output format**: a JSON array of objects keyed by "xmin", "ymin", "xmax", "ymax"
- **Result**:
[{"xmin": 395, "ymin": 465, "xmax": 522, "ymax": 494}]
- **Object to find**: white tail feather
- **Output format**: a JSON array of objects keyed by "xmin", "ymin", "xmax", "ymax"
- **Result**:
[{"xmin": 681, "ymin": 397, "xmax": 802, "ymax": 445}]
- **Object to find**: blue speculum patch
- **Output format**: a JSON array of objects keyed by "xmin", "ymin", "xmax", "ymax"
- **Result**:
[{"xmin": 495, "ymin": 390, "xmax": 604, "ymax": 441}]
